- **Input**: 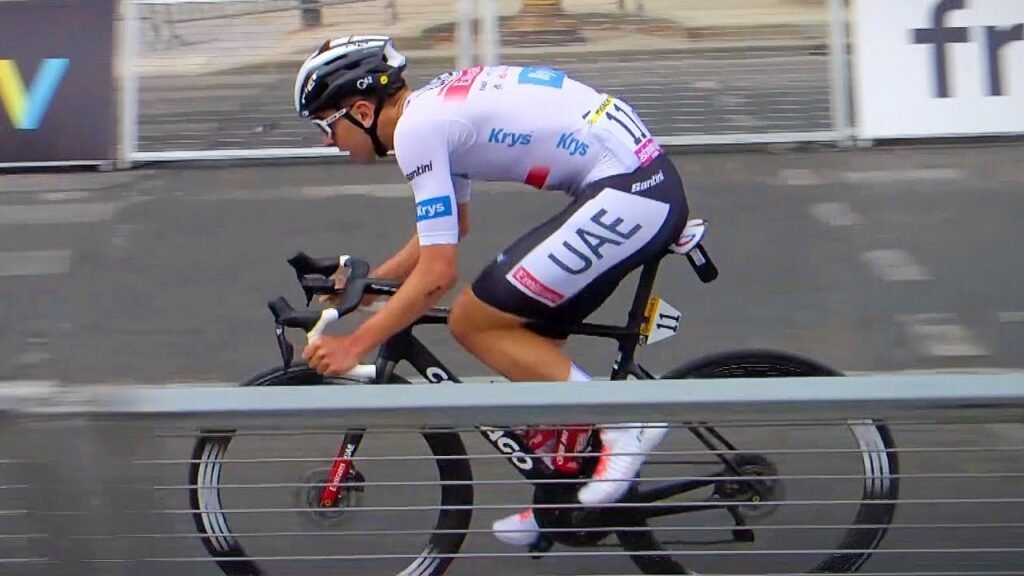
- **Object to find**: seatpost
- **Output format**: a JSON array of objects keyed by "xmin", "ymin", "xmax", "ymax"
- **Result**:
[
  {"xmin": 626, "ymin": 254, "xmax": 665, "ymax": 332},
  {"xmin": 609, "ymin": 253, "xmax": 666, "ymax": 377}
]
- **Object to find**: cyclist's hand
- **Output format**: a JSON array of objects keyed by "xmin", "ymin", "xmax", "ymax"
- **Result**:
[
  {"xmin": 316, "ymin": 268, "xmax": 382, "ymax": 309},
  {"xmin": 315, "ymin": 269, "xmax": 347, "ymax": 305},
  {"xmin": 304, "ymin": 333, "xmax": 363, "ymax": 376}
]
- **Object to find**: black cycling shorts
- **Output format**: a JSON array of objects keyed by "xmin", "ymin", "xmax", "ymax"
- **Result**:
[{"xmin": 471, "ymin": 154, "xmax": 689, "ymax": 339}]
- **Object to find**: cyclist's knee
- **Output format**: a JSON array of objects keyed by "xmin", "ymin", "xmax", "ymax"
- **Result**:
[{"xmin": 448, "ymin": 289, "xmax": 478, "ymax": 346}]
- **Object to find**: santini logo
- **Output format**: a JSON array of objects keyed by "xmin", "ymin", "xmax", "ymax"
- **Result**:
[
  {"xmin": 404, "ymin": 161, "xmax": 433, "ymax": 181},
  {"xmin": 415, "ymin": 195, "xmax": 453, "ymax": 222},
  {"xmin": 631, "ymin": 170, "xmax": 664, "ymax": 193},
  {"xmin": 0, "ymin": 58, "xmax": 69, "ymax": 130},
  {"xmin": 488, "ymin": 128, "xmax": 532, "ymax": 148}
]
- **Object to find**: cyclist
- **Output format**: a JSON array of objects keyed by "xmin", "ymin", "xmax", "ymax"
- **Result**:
[{"xmin": 295, "ymin": 35, "xmax": 690, "ymax": 548}]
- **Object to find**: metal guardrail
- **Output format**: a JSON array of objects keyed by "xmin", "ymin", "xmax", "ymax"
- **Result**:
[{"xmin": 1, "ymin": 374, "xmax": 1024, "ymax": 575}]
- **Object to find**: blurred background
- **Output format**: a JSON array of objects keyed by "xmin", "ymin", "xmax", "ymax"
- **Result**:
[
  {"xmin": 3, "ymin": 0, "xmax": 1022, "ymax": 384},
  {"xmin": 2, "ymin": 1, "xmax": 1024, "ymax": 575}
]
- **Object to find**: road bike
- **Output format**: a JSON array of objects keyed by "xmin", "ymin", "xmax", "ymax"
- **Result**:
[{"xmin": 187, "ymin": 218, "xmax": 899, "ymax": 575}]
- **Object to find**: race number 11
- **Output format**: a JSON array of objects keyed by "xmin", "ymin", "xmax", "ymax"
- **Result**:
[{"xmin": 606, "ymin": 102, "xmax": 647, "ymax": 146}]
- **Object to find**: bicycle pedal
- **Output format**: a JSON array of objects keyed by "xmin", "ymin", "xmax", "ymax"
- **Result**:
[{"xmin": 528, "ymin": 535, "xmax": 554, "ymax": 559}]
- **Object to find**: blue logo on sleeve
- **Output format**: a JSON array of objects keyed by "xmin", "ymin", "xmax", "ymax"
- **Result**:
[
  {"xmin": 416, "ymin": 195, "xmax": 454, "ymax": 222},
  {"xmin": 518, "ymin": 67, "xmax": 566, "ymax": 89}
]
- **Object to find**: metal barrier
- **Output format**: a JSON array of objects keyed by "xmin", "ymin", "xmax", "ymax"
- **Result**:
[
  {"xmin": 124, "ymin": 0, "xmax": 850, "ymax": 162},
  {"xmin": 6, "ymin": 0, "xmax": 1020, "ymax": 166},
  {"xmin": 137, "ymin": 0, "xmax": 398, "ymax": 51},
  {"xmin": 2, "ymin": 374, "xmax": 1024, "ymax": 575},
  {"xmin": 128, "ymin": 0, "xmax": 460, "ymax": 161}
]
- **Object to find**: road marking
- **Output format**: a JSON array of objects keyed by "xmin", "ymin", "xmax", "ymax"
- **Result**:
[
  {"xmin": 693, "ymin": 80, "xmax": 723, "ymax": 90},
  {"xmin": 38, "ymin": 191, "xmax": 93, "ymax": 202},
  {"xmin": 0, "ymin": 250, "xmax": 71, "ymax": 277},
  {"xmin": 810, "ymin": 202, "xmax": 862, "ymax": 227},
  {"xmin": 861, "ymin": 249, "xmax": 933, "ymax": 281},
  {"xmin": 12, "ymin": 350, "xmax": 51, "ymax": 368},
  {"xmin": 0, "ymin": 171, "xmax": 149, "ymax": 194},
  {"xmin": 777, "ymin": 169, "xmax": 822, "ymax": 186},
  {"xmin": 715, "ymin": 94, "xmax": 748, "ymax": 107},
  {"xmin": 896, "ymin": 313, "xmax": 991, "ymax": 357},
  {"xmin": 998, "ymin": 312, "xmax": 1024, "ymax": 323},
  {"xmin": 300, "ymin": 185, "xmax": 411, "ymax": 199},
  {"xmin": 0, "ymin": 202, "xmax": 119, "ymax": 225},
  {"xmin": 840, "ymin": 168, "xmax": 965, "ymax": 184}
]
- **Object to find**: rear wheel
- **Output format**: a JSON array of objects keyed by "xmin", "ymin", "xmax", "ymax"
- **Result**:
[
  {"xmin": 618, "ymin": 350, "xmax": 899, "ymax": 575},
  {"xmin": 188, "ymin": 365, "xmax": 475, "ymax": 576}
]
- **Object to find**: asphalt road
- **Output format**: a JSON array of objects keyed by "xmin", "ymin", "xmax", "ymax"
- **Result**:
[
  {"xmin": 137, "ymin": 52, "xmax": 832, "ymax": 152},
  {"xmin": 2, "ymin": 144, "xmax": 1024, "ymax": 575},
  {"xmin": 4, "ymin": 145, "xmax": 1024, "ymax": 384}
]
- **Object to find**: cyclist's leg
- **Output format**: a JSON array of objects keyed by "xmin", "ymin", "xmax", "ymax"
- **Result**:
[
  {"xmin": 448, "ymin": 186, "xmax": 589, "ymax": 382},
  {"xmin": 452, "ymin": 153, "xmax": 688, "ymax": 383},
  {"xmin": 448, "ymin": 290, "xmax": 576, "ymax": 381},
  {"xmin": 451, "ymin": 155, "xmax": 689, "ymax": 544}
]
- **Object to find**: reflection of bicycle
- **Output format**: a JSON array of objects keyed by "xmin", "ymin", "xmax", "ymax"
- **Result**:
[{"xmin": 188, "ymin": 219, "xmax": 899, "ymax": 575}]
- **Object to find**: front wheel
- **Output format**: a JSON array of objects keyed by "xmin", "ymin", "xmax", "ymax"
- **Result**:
[
  {"xmin": 618, "ymin": 349, "xmax": 899, "ymax": 575},
  {"xmin": 187, "ymin": 365, "xmax": 475, "ymax": 576}
]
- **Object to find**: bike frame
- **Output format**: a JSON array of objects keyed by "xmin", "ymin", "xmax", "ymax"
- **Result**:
[{"xmin": 314, "ymin": 253, "xmax": 746, "ymax": 514}]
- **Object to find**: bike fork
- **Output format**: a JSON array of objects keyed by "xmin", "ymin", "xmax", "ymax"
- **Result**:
[{"xmin": 320, "ymin": 430, "xmax": 366, "ymax": 508}]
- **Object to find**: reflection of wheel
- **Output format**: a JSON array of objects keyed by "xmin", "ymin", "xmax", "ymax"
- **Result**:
[
  {"xmin": 618, "ymin": 350, "xmax": 900, "ymax": 575},
  {"xmin": 187, "ymin": 365, "xmax": 475, "ymax": 576}
]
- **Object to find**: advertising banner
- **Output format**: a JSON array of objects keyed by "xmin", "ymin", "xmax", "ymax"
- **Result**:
[
  {"xmin": 852, "ymin": 0, "xmax": 1024, "ymax": 138},
  {"xmin": 0, "ymin": 0, "xmax": 116, "ymax": 164}
]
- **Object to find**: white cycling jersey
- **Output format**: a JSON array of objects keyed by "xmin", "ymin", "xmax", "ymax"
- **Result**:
[{"xmin": 394, "ymin": 64, "xmax": 665, "ymax": 246}]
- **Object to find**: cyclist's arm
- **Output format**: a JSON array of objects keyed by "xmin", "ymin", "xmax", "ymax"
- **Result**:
[
  {"xmin": 349, "ymin": 116, "xmax": 467, "ymax": 353},
  {"xmin": 370, "ymin": 193, "xmax": 469, "ymax": 283}
]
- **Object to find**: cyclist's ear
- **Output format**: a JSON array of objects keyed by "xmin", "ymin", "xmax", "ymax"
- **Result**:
[{"xmin": 348, "ymin": 98, "xmax": 376, "ymax": 129}]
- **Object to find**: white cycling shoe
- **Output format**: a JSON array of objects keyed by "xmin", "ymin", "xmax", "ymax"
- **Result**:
[
  {"xmin": 577, "ymin": 423, "xmax": 668, "ymax": 505},
  {"xmin": 492, "ymin": 423, "xmax": 668, "ymax": 547},
  {"xmin": 492, "ymin": 508, "xmax": 541, "ymax": 547}
]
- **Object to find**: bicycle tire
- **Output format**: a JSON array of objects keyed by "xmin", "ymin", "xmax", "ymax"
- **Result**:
[
  {"xmin": 617, "ymin": 349, "xmax": 900, "ymax": 575},
  {"xmin": 187, "ymin": 364, "xmax": 475, "ymax": 576}
]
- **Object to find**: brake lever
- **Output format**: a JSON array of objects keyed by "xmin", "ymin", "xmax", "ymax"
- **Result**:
[
  {"xmin": 287, "ymin": 251, "xmax": 346, "ymax": 281},
  {"xmin": 268, "ymin": 296, "xmax": 341, "ymax": 369}
]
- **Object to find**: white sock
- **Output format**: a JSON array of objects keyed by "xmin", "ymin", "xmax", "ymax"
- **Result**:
[{"xmin": 568, "ymin": 362, "xmax": 591, "ymax": 382}]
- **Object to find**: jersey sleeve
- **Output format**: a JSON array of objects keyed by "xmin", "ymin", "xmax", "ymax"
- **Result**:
[{"xmin": 394, "ymin": 116, "xmax": 462, "ymax": 246}]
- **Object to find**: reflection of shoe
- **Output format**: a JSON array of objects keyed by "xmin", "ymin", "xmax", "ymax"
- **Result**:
[
  {"xmin": 492, "ymin": 507, "xmax": 540, "ymax": 547},
  {"xmin": 577, "ymin": 423, "xmax": 669, "ymax": 506}
]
